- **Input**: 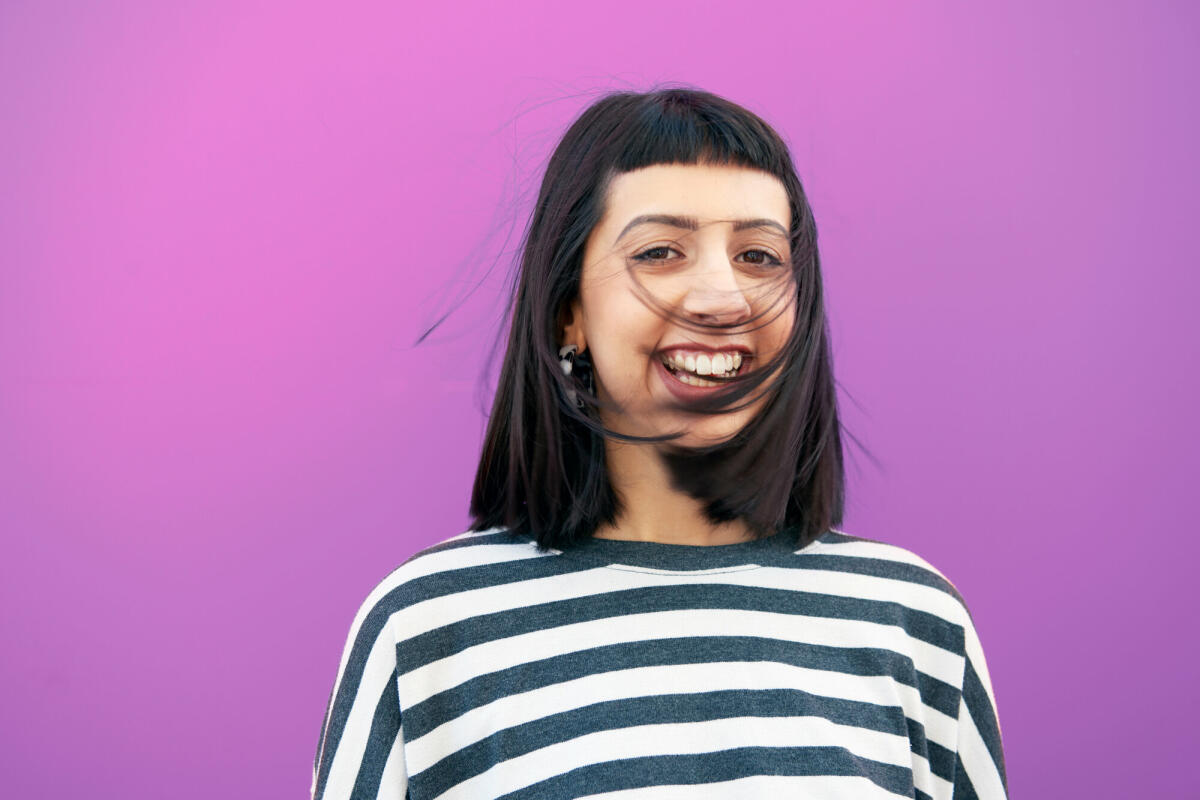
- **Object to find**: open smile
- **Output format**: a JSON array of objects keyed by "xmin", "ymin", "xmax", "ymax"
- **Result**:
[
  {"xmin": 654, "ymin": 349, "xmax": 752, "ymax": 401},
  {"xmin": 658, "ymin": 354, "xmax": 740, "ymax": 385}
]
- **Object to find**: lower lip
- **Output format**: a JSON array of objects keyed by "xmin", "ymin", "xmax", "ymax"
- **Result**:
[{"xmin": 654, "ymin": 357, "xmax": 738, "ymax": 403}]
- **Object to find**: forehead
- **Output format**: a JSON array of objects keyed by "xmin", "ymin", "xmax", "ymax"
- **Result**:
[{"xmin": 599, "ymin": 163, "xmax": 790, "ymax": 238}]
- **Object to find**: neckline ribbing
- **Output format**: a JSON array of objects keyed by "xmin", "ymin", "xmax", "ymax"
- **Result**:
[{"xmin": 545, "ymin": 527, "xmax": 807, "ymax": 571}]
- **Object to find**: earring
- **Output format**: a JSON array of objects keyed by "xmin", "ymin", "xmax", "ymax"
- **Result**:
[{"xmin": 558, "ymin": 344, "xmax": 593, "ymax": 408}]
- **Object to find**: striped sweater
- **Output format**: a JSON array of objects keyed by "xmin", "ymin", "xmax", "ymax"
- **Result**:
[{"xmin": 311, "ymin": 527, "xmax": 1008, "ymax": 799}]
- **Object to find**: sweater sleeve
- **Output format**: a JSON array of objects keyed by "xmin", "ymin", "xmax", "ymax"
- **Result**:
[
  {"xmin": 950, "ymin": 607, "xmax": 1009, "ymax": 799},
  {"xmin": 311, "ymin": 593, "xmax": 408, "ymax": 800}
]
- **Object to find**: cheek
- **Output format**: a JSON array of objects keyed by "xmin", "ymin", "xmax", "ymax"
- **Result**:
[
  {"xmin": 583, "ymin": 285, "xmax": 661, "ymax": 351},
  {"xmin": 768, "ymin": 299, "xmax": 800, "ymax": 349},
  {"xmin": 591, "ymin": 348, "xmax": 650, "ymax": 398}
]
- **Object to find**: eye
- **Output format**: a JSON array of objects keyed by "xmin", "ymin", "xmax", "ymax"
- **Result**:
[
  {"xmin": 632, "ymin": 245, "xmax": 679, "ymax": 262},
  {"xmin": 737, "ymin": 248, "xmax": 784, "ymax": 267}
]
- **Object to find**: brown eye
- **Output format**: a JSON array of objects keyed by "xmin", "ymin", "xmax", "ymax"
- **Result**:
[
  {"xmin": 739, "ymin": 249, "xmax": 782, "ymax": 266},
  {"xmin": 633, "ymin": 246, "xmax": 677, "ymax": 261}
]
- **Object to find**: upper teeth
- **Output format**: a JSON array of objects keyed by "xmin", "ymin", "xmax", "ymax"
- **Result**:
[{"xmin": 661, "ymin": 350, "xmax": 743, "ymax": 376}]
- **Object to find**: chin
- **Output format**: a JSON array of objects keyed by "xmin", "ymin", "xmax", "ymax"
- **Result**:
[{"xmin": 666, "ymin": 423, "xmax": 745, "ymax": 450}]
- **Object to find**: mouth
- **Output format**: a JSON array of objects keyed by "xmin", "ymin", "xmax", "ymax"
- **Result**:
[
  {"xmin": 659, "ymin": 354, "xmax": 740, "ymax": 385},
  {"xmin": 654, "ymin": 348, "xmax": 752, "ymax": 393}
]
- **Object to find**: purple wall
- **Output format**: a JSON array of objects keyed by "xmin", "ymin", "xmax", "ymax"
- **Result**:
[{"xmin": 2, "ymin": 1, "xmax": 1195, "ymax": 797}]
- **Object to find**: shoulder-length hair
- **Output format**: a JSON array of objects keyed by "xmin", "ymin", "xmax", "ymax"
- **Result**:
[{"xmin": 469, "ymin": 86, "xmax": 846, "ymax": 551}]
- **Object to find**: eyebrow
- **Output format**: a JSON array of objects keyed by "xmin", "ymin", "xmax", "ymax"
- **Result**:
[{"xmin": 615, "ymin": 214, "xmax": 789, "ymax": 244}]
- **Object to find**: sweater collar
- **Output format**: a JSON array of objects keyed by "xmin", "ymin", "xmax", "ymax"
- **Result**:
[{"xmin": 548, "ymin": 527, "xmax": 805, "ymax": 571}]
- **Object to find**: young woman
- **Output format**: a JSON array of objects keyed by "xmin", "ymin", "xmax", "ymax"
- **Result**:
[{"xmin": 312, "ymin": 88, "xmax": 1009, "ymax": 800}]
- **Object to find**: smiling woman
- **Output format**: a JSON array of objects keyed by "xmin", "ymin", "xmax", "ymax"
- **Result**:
[
  {"xmin": 311, "ymin": 87, "xmax": 1009, "ymax": 800},
  {"xmin": 567, "ymin": 165, "xmax": 796, "ymax": 445},
  {"xmin": 560, "ymin": 162, "xmax": 803, "ymax": 546}
]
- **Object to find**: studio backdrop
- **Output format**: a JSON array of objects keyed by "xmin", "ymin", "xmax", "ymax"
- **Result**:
[{"xmin": 1, "ymin": 1, "xmax": 1195, "ymax": 798}]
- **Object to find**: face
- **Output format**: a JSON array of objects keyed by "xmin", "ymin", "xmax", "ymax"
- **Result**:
[{"xmin": 562, "ymin": 162, "xmax": 798, "ymax": 446}]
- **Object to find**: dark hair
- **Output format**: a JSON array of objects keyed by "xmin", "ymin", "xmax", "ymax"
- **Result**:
[{"xmin": 468, "ymin": 86, "xmax": 848, "ymax": 551}]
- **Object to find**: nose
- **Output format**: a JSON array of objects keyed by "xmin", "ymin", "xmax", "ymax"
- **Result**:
[{"xmin": 679, "ymin": 253, "xmax": 753, "ymax": 325}]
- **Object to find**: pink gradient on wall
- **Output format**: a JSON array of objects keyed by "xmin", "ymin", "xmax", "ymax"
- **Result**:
[{"xmin": 1, "ymin": 1, "xmax": 1196, "ymax": 797}]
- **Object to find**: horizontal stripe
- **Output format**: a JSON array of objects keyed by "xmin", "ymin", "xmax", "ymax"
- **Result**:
[
  {"xmin": 392, "ymin": 566, "xmax": 966, "ymax": 654},
  {"xmin": 789, "ymin": 554, "xmax": 963, "ymax": 601},
  {"xmin": 393, "ymin": 581, "xmax": 963, "ymax": 678},
  {"xmin": 316, "ymin": 532, "xmax": 551, "ymax": 767},
  {"xmin": 577, "ymin": 773, "xmax": 909, "ymax": 800},
  {"xmin": 408, "ymin": 652, "xmax": 960, "ymax": 772},
  {"xmin": 441, "ymin": 723, "xmax": 917, "ymax": 800},
  {"xmin": 399, "ymin": 608, "xmax": 965, "ymax": 705},
  {"xmin": 315, "ymin": 546, "xmax": 589, "ymax": 783},
  {"xmin": 312, "ymin": 528, "xmax": 1008, "ymax": 800},
  {"xmin": 414, "ymin": 690, "xmax": 912, "ymax": 797}
]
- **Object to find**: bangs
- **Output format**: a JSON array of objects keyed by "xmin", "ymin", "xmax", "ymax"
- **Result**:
[{"xmin": 612, "ymin": 91, "xmax": 793, "ymax": 181}]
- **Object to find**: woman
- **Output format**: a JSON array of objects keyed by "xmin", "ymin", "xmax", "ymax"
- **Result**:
[{"xmin": 312, "ymin": 88, "xmax": 1009, "ymax": 800}]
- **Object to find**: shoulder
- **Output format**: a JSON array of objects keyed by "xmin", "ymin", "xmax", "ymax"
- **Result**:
[
  {"xmin": 796, "ymin": 527, "xmax": 977, "ymax": 637},
  {"xmin": 803, "ymin": 528, "xmax": 968, "ymax": 602},
  {"xmin": 341, "ymin": 527, "xmax": 551, "ymax": 631}
]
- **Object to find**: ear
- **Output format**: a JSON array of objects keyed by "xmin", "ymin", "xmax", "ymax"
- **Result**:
[{"xmin": 557, "ymin": 296, "xmax": 587, "ymax": 352}]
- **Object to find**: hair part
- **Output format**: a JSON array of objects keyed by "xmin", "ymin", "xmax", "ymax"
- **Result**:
[{"xmin": 469, "ymin": 86, "xmax": 847, "ymax": 551}]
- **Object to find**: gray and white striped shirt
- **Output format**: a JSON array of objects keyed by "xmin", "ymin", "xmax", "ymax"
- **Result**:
[{"xmin": 312, "ymin": 527, "xmax": 1008, "ymax": 799}]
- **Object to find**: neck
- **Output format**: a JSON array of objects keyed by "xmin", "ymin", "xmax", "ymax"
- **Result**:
[{"xmin": 592, "ymin": 438, "xmax": 756, "ymax": 546}]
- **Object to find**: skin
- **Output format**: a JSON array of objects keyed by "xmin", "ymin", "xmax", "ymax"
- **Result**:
[{"xmin": 560, "ymin": 163, "xmax": 798, "ymax": 545}]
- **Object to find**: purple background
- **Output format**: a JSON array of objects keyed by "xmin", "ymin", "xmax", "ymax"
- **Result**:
[{"xmin": 2, "ymin": 1, "xmax": 1196, "ymax": 797}]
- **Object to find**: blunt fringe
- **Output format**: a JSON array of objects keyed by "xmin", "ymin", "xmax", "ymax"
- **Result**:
[{"xmin": 468, "ymin": 86, "xmax": 846, "ymax": 551}]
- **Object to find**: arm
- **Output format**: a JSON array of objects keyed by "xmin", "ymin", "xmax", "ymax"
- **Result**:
[
  {"xmin": 950, "ymin": 610, "xmax": 1009, "ymax": 799},
  {"xmin": 312, "ymin": 595, "xmax": 408, "ymax": 800}
]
